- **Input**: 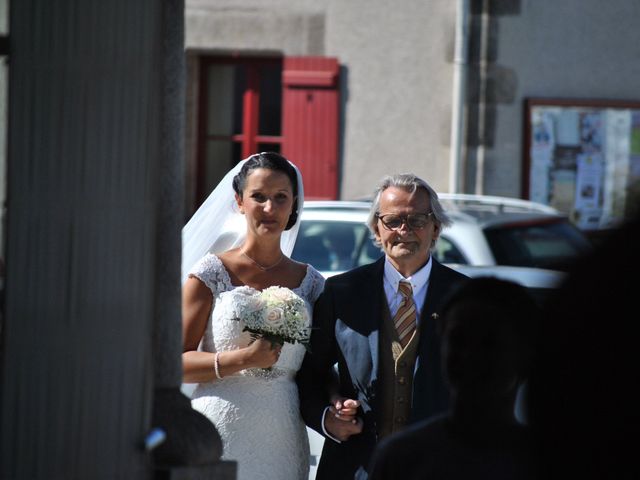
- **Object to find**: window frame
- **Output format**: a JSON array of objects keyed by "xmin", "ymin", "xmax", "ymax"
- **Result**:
[{"xmin": 196, "ymin": 56, "xmax": 283, "ymax": 204}]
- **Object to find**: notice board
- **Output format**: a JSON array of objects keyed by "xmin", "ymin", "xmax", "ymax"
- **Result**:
[{"xmin": 523, "ymin": 98, "xmax": 640, "ymax": 230}]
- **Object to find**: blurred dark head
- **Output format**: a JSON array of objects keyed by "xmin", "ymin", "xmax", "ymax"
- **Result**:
[
  {"xmin": 528, "ymin": 212, "xmax": 640, "ymax": 478},
  {"xmin": 438, "ymin": 277, "xmax": 539, "ymax": 400}
]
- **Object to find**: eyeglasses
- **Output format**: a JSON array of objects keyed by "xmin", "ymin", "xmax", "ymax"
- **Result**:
[{"xmin": 376, "ymin": 212, "xmax": 434, "ymax": 230}]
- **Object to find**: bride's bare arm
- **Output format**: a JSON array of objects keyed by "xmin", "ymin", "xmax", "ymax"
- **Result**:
[{"xmin": 182, "ymin": 277, "xmax": 281, "ymax": 383}]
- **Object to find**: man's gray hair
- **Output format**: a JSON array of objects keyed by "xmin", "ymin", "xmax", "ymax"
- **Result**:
[{"xmin": 367, "ymin": 173, "xmax": 451, "ymax": 248}]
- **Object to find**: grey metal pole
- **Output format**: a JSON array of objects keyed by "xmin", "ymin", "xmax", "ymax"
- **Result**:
[{"xmin": 449, "ymin": 0, "xmax": 470, "ymax": 194}]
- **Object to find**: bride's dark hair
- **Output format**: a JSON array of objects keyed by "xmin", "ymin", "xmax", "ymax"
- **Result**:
[{"xmin": 232, "ymin": 152, "xmax": 300, "ymax": 230}]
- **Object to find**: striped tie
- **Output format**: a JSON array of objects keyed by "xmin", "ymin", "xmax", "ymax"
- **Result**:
[{"xmin": 394, "ymin": 281, "xmax": 417, "ymax": 348}]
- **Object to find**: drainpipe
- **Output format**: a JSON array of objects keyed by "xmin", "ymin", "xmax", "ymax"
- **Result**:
[
  {"xmin": 449, "ymin": 0, "xmax": 470, "ymax": 194},
  {"xmin": 474, "ymin": 0, "xmax": 490, "ymax": 195}
]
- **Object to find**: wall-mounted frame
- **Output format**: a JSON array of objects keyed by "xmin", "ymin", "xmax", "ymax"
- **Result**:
[{"xmin": 523, "ymin": 98, "xmax": 640, "ymax": 230}]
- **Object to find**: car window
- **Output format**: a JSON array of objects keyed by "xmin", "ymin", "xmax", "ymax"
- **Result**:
[
  {"xmin": 432, "ymin": 236, "xmax": 468, "ymax": 264},
  {"xmin": 292, "ymin": 220, "xmax": 370, "ymax": 272},
  {"xmin": 485, "ymin": 220, "xmax": 592, "ymax": 270},
  {"xmin": 354, "ymin": 232, "xmax": 383, "ymax": 267},
  {"xmin": 293, "ymin": 217, "xmax": 474, "ymax": 273}
]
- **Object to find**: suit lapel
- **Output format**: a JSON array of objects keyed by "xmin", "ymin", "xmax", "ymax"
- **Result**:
[
  {"xmin": 420, "ymin": 258, "xmax": 447, "ymax": 319},
  {"xmin": 411, "ymin": 258, "xmax": 459, "ymax": 421},
  {"xmin": 335, "ymin": 257, "xmax": 385, "ymax": 411},
  {"xmin": 409, "ymin": 258, "xmax": 441, "ymax": 398},
  {"xmin": 365, "ymin": 258, "xmax": 385, "ymax": 383}
]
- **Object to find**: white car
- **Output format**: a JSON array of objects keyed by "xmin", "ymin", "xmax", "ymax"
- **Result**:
[
  {"xmin": 292, "ymin": 196, "xmax": 592, "ymax": 278},
  {"xmin": 435, "ymin": 193, "xmax": 592, "ymax": 270}
]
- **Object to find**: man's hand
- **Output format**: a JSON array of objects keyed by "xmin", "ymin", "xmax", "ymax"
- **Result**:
[{"xmin": 324, "ymin": 397, "xmax": 363, "ymax": 442}]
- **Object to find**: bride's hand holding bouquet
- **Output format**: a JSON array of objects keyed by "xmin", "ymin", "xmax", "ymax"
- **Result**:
[{"xmin": 243, "ymin": 337, "xmax": 282, "ymax": 369}]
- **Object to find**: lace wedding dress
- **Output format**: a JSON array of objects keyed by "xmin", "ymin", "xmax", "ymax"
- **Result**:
[{"xmin": 188, "ymin": 254, "xmax": 325, "ymax": 480}]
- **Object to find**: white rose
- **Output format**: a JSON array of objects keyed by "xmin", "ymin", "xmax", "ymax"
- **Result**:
[
  {"xmin": 244, "ymin": 295, "xmax": 266, "ymax": 312},
  {"xmin": 268, "ymin": 287, "xmax": 296, "ymax": 303},
  {"xmin": 264, "ymin": 307, "xmax": 285, "ymax": 329}
]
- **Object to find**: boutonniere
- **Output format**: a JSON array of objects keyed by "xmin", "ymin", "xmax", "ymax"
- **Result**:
[{"xmin": 431, "ymin": 312, "xmax": 440, "ymax": 320}]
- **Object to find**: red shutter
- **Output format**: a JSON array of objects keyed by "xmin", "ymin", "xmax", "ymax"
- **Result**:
[{"xmin": 282, "ymin": 57, "xmax": 340, "ymax": 199}]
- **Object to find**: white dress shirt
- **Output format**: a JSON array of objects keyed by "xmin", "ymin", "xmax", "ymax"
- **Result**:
[{"xmin": 382, "ymin": 255, "xmax": 431, "ymax": 320}]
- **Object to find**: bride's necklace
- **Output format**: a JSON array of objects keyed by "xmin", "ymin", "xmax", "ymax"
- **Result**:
[{"xmin": 241, "ymin": 251, "xmax": 285, "ymax": 271}]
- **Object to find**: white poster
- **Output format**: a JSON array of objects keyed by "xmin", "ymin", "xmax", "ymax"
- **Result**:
[
  {"xmin": 575, "ymin": 153, "xmax": 604, "ymax": 229},
  {"xmin": 602, "ymin": 110, "xmax": 631, "ymax": 227},
  {"xmin": 530, "ymin": 150, "xmax": 552, "ymax": 204},
  {"xmin": 556, "ymin": 109, "xmax": 580, "ymax": 146},
  {"xmin": 580, "ymin": 111, "xmax": 604, "ymax": 154},
  {"xmin": 530, "ymin": 110, "xmax": 555, "ymax": 204},
  {"xmin": 531, "ymin": 110, "xmax": 555, "ymax": 154}
]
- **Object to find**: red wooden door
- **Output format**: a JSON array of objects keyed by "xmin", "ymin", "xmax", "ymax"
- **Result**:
[{"xmin": 282, "ymin": 57, "xmax": 340, "ymax": 199}]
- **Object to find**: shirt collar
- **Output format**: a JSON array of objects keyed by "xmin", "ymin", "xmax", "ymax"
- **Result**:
[{"xmin": 383, "ymin": 255, "xmax": 432, "ymax": 293}]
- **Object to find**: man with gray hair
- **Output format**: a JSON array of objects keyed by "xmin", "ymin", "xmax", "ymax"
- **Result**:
[{"xmin": 297, "ymin": 173, "xmax": 468, "ymax": 479}]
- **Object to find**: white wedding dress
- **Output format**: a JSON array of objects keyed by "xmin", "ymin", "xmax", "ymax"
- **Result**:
[{"xmin": 188, "ymin": 254, "xmax": 325, "ymax": 480}]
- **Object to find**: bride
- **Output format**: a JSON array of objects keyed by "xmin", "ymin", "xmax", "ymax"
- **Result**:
[{"xmin": 181, "ymin": 152, "xmax": 325, "ymax": 480}]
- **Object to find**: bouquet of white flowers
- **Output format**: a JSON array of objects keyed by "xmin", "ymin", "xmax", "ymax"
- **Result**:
[{"xmin": 231, "ymin": 285, "xmax": 311, "ymax": 351}]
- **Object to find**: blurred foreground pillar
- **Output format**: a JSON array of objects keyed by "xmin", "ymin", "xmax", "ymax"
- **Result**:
[{"xmin": 0, "ymin": 1, "xmax": 230, "ymax": 478}]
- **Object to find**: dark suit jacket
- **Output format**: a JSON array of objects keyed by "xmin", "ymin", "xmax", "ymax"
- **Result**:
[{"xmin": 297, "ymin": 256, "xmax": 468, "ymax": 480}]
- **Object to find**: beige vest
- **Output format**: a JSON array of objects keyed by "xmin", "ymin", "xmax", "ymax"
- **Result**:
[{"xmin": 377, "ymin": 303, "xmax": 421, "ymax": 439}]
